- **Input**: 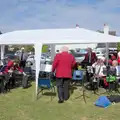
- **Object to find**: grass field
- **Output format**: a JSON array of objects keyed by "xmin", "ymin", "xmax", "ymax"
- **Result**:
[{"xmin": 0, "ymin": 82, "xmax": 120, "ymax": 120}]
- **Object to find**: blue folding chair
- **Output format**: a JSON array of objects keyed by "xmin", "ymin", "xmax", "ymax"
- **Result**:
[
  {"xmin": 37, "ymin": 72, "xmax": 55, "ymax": 100},
  {"xmin": 72, "ymin": 70, "xmax": 83, "ymax": 82}
]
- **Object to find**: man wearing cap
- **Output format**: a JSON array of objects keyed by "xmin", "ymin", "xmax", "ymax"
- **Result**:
[{"xmin": 52, "ymin": 46, "xmax": 76, "ymax": 103}]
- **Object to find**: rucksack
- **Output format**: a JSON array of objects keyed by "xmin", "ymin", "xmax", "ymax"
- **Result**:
[{"xmin": 107, "ymin": 95, "xmax": 120, "ymax": 103}]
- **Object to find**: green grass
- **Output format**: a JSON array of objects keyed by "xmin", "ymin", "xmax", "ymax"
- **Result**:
[{"xmin": 0, "ymin": 82, "xmax": 120, "ymax": 120}]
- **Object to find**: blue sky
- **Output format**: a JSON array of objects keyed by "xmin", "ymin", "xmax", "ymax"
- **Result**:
[{"xmin": 0, "ymin": 0, "xmax": 120, "ymax": 34}]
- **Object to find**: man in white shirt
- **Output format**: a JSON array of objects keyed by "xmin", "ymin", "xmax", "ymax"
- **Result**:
[{"xmin": 92, "ymin": 58, "xmax": 106, "ymax": 77}]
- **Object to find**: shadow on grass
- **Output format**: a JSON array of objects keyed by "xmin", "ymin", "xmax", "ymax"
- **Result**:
[
  {"xmin": 42, "ymin": 92, "xmax": 56, "ymax": 96},
  {"xmin": 37, "ymin": 90, "xmax": 56, "ymax": 100}
]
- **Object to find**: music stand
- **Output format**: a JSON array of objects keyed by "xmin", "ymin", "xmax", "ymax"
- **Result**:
[
  {"xmin": 75, "ymin": 70, "xmax": 89, "ymax": 103},
  {"xmin": 91, "ymin": 76, "xmax": 100, "ymax": 95}
]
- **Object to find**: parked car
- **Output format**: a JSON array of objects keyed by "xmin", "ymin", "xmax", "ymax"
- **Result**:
[
  {"xmin": 14, "ymin": 50, "xmax": 21, "ymax": 56},
  {"xmin": 5, "ymin": 54, "xmax": 17, "ymax": 60},
  {"xmin": 74, "ymin": 53, "xmax": 86, "ymax": 63},
  {"xmin": 96, "ymin": 51, "xmax": 105, "ymax": 57},
  {"xmin": 26, "ymin": 54, "xmax": 51, "ymax": 70}
]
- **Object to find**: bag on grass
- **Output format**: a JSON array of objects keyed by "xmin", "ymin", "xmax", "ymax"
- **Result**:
[
  {"xmin": 22, "ymin": 75, "xmax": 28, "ymax": 88},
  {"xmin": 95, "ymin": 96, "xmax": 111, "ymax": 108},
  {"xmin": 107, "ymin": 95, "xmax": 120, "ymax": 103}
]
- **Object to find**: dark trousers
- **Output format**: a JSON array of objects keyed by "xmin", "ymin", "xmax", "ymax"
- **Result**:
[
  {"xmin": 20, "ymin": 60, "xmax": 26, "ymax": 68},
  {"xmin": 56, "ymin": 78, "xmax": 70, "ymax": 101},
  {"xmin": 86, "ymin": 72, "xmax": 93, "ymax": 82}
]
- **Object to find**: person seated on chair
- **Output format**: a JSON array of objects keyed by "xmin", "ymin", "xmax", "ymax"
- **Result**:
[
  {"xmin": 116, "ymin": 60, "xmax": 120, "ymax": 78},
  {"xmin": 92, "ymin": 58, "xmax": 106, "ymax": 88},
  {"xmin": 108, "ymin": 60, "xmax": 117, "ymax": 76},
  {"xmin": 0, "ymin": 57, "xmax": 24, "ymax": 87},
  {"xmin": 105, "ymin": 60, "xmax": 119, "ymax": 91},
  {"xmin": 0, "ymin": 58, "xmax": 13, "ymax": 75},
  {"xmin": 117, "ymin": 52, "xmax": 120, "ymax": 64},
  {"xmin": 112, "ymin": 60, "xmax": 119, "ymax": 81},
  {"xmin": 2, "ymin": 57, "xmax": 23, "ymax": 74},
  {"xmin": 82, "ymin": 48, "xmax": 97, "ymax": 82},
  {"xmin": 111, "ymin": 54, "xmax": 117, "ymax": 61},
  {"xmin": 92, "ymin": 58, "xmax": 106, "ymax": 77}
]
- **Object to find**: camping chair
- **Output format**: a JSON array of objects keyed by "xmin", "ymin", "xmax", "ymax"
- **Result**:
[
  {"xmin": 0, "ymin": 74, "xmax": 5, "ymax": 93},
  {"xmin": 0, "ymin": 74, "xmax": 10, "ymax": 93},
  {"xmin": 12, "ymin": 71, "xmax": 23, "ymax": 87},
  {"xmin": 22, "ymin": 66, "xmax": 33, "ymax": 88},
  {"xmin": 37, "ymin": 71, "xmax": 55, "ymax": 100}
]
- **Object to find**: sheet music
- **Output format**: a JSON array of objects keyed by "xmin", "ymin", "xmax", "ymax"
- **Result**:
[{"xmin": 40, "ymin": 64, "xmax": 52, "ymax": 72}]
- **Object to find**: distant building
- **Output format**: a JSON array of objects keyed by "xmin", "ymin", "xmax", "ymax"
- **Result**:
[{"xmin": 97, "ymin": 30, "xmax": 117, "ymax": 48}]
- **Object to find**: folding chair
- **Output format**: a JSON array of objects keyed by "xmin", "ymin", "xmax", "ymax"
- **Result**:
[
  {"xmin": 12, "ymin": 71, "xmax": 23, "ymax": 87},
  {"xmin": 37, "ymin": 71, "xmax": 55, "ymax": 100},
  {"xmin": 72, "ymin": 70, "xmax": 83, "ymax": 83},
  {"xmin": 0, "ymin": 74, "xmax": 10, "ymax": 93},
  {"xmin": 22, "ymin": 67, "xmax": 32, "ymax": 88},
  {"xmin": 0, "ymin": 75, "xmax": 5, "ymax": 93}
]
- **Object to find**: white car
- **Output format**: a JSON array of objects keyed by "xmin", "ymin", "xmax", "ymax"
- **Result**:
[
  {"xmin": 75, "ymin": 55, "xmax": 85, "ymax": 63},
  {"xmin": 96, "ymin": 51, "xmax": 105, "ymax": 57},
  {"xmin": 95, "ymin": 51, "xmax": 106, "ymax": 61},
  {"xmin": 26, "ymin": 54, "xmax": 51, "ymax": 70}
]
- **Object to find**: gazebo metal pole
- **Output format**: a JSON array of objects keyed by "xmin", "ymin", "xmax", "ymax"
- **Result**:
[
  {"xmin": 104, "ymin": 24, "xmax": 109, "ymax": 65},
  {"xmin": 1, "ymin": 45, "xmax": 5, "ymax": 65},
  {"xmin": 50, "ymin": 44, "xmax": 55, "ymax": 61},
  {"xmin": 106, "ymin": 43, "xmax": 109, "ymax": 66}
]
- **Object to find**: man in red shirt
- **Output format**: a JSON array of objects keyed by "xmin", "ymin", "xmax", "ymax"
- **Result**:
[{"xmin": 52, "ymin": 46, "xmax": 76, "ymax": 103}]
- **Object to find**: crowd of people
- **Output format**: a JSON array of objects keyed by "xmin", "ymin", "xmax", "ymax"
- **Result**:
[{"xmin": 52, "ymin": 46, "xmax": 120, "ymax": 103}]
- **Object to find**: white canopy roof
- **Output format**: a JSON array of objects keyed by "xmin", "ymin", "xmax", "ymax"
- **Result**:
[{"xmin": 0, "ymin": 28, "xmax": 119, "ymax": 45}]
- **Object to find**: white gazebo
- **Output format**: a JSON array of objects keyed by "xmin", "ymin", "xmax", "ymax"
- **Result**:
[{"xmin": 0, "ymin": 26, "xmax": 119, "ymax": 97}]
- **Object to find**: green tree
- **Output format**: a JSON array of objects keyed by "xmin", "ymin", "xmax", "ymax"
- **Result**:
[
  {"xmin": 11, "ymin": 45, "xmax": 34, "ymax": 52},
  {"xmin": 42, "ymin": 45, "xmax": 48, "ymax": 53},
  {"xmin": 117, "ymin": 43, "xmax": 120, "ymax": 51},
  {"xmin": 24, "ymin": 45, "xmax": 34, "ymax": 52},
  {"xmin": 12, "ymin": 45, "xmax": 20, "ymax": 51}
]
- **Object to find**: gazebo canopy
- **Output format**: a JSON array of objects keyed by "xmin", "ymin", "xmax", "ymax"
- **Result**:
[
  {"xmin": 0, "ymin": 28, "xmax": 119, "ymax": 45},
  {"xmin": 0, "ymin": 27, "xmax": 120, "ymax": 97}
]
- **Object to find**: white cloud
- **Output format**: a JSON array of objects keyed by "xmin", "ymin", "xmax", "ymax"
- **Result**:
[{"xmin": 0, "ymin": 0, "xmax": 120, "ymax": 35}]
